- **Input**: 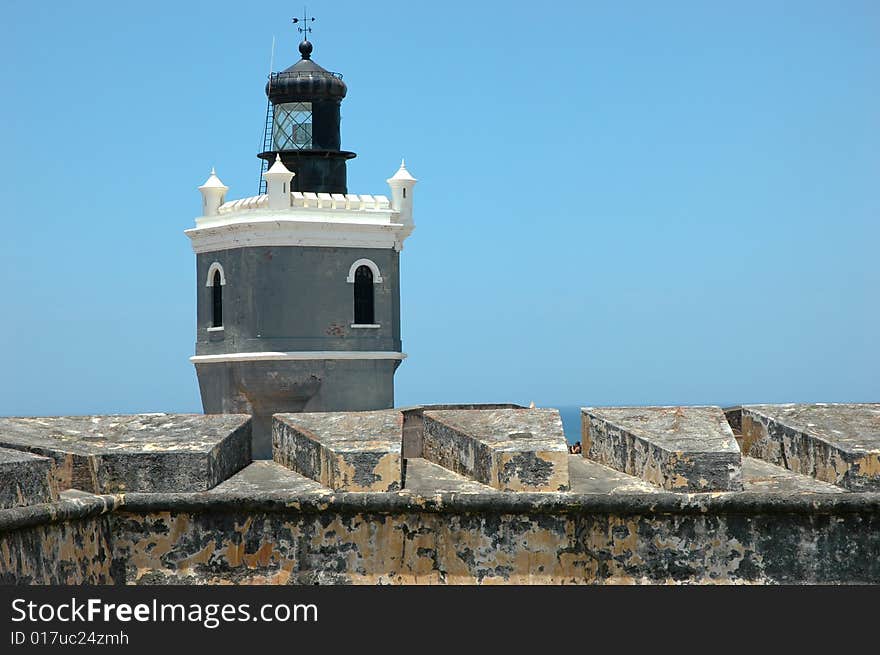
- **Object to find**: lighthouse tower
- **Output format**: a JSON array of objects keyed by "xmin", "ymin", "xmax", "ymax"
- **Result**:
[{"xmin": 186, "ymin": 31, "xmax": 417, "ymax": 457}]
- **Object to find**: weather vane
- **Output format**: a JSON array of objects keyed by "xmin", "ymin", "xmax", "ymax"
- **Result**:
[{"xmin": 292, "ymin": 9, "xmax": 315, "ymax": 38}]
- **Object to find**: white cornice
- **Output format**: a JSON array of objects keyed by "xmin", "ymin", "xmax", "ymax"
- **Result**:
[
  {"xmin": 199, "ymin": 206, "xmax": 398, "ymax": 228},
  {"xmin": 185, "ymin": 213, "xmax": 414, "ymax": 254},
  {"xmin": 191, "ymin": 351, "xmax": 407, "ymax": 364}
]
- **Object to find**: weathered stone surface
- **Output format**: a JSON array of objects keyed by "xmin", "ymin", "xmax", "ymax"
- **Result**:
[
  {"xmin": 723, "ymin": 406, "xmax": 743, "ymax": 434},
  {"xmin": 741, "ymin": 403, "xmax": 880, "ymax": 491},
  {"xmin": 567, "ymin": 453, "xmax": 839, "ymax": 495},
  {"xmin": 103, "ymin": 492, "xmax": 880, "ymax": 585},
  {"xmin": 0, "ymin": 414, "xmax": 251, "ymax": 493},
  {"xmin": 742, "ymin": 457, "xmax": 844, "ymax": 494},
  {"xmin": 582, "ymin": 406, "xmax": 742, "ymax": 492},
  {"xmin": 723, "ymin": 405, "xmax": 744, "ymax": 450},
  {"xmin": 568, "ymin": 455, "xmax": 846, "ymax": 494},
  {"xmin": 402, "ymin": 458, "xmax": 497, "ymax": 495},
  {"xmin": 568, "ymin": 456, "xmax": 659, "ymax": 494},
  {"xmin": 400, "ymin": 404, "xmax": 524, "ymax": 459},
  {"xmin": 0, "ymin": 447, "xmax": 58, "ymax": 509},
  {"xmin": 422, "ymin": 408, "xmax": 569, "ymax": 491},
  {"xmin": 211, "ymin": 461, "xmax": 327, "ymax": 495},
  {"xmin": 273, "ymin": 411, "xmax": 402, "ymax": 491},
  {"xmin": 3, "ymin": 405, "xmax": 880, "ymax": 586},
  {"xmin": 0, "ymin": 490, "xmax": 117, "ymax": 584},
  {"xmin": 1, "ymin": 481, "xmax": 880, "ymax": 585}
]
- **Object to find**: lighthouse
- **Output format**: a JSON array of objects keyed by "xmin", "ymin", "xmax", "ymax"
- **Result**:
[{"xmin": 186, "ymin": 26, "xmax": 417, "ymax": 457}]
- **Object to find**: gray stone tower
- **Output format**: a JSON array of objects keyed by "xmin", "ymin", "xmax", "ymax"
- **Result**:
[{"xmin": 186, "ymin": 36, "xmax": 417, "ymax": 457}]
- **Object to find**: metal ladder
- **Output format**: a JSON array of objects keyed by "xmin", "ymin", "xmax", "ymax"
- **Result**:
[{"xmin": 258, "ymin": 98, "xmax": 274, "ymax": 195}]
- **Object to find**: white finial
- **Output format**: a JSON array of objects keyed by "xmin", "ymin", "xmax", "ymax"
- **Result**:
[
  {"xmin": 198, "ymin": 167, "xmax": 228, "ymax": 217},
  {"xmin": 264, "ymin": 155, "xmax": 293, "ymax": 177},
  {"xmin": 386, "ymin": 159, "xmax": 417, "ymax": 221},
  {"xmin": 388, "ymin": 159, "xmax": 417, "ymax": 183},
  {"xmin": 199, "ymin": 167, "xmax": 228, "ymax": 190},
  {"xmin": 263, "ymin": 155, "xmax": 294, "ymax": 210}
]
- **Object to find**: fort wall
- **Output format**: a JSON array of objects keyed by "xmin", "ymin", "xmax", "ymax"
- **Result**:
[
  {"xmin": 1, "ymin": 404, "xmax": 878, "ymax": 585},
  {"xmin": 2, "ymin": 491, "xmax": 879, "ymax": 584}
]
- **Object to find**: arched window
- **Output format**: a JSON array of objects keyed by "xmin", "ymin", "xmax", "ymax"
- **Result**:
[
  {"xmin": 211, "ymin": 270, "xmax": 223, "ymax": 327},
  {"xmin": 353, "ymin": 265, "xmax": 374, "ymax": 325}
]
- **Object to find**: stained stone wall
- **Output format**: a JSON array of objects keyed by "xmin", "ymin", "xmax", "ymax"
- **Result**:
[
  {"xmin": 1, "ymin": 404, "xmax": 879, "ymax": 585},
  {"xmin": 0, "ymin": 414, "xmax": 251, "ymax": 493},
  {"xmin": 0, "ymin": 447, "xmax": 57, "ymax": 510},
  {"xmin": 0, "ymin": 491, "xmax": 118, "ymax": 585},
  {"xmin": 740, "ymin": 404, "xmax": 880, "ymax": 491},
  {"xmin": 2, "ymin": 492, "xmax": 878, "ymax": 585},
  {"xmin": 273, "ymin": 411, "xmax": 403, "ymax": 492},
  {"xmin": 582, "ymin": 407, "xmax": 742, "ymax": 492},
  {"xmin": 422, "ymin": 409, "xmax": 569, "ymax": 492}
]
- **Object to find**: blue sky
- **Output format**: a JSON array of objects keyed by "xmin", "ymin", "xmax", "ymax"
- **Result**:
[{"xmin": 0, "ymin": 1, "xmax": 877, "ymax": 416}]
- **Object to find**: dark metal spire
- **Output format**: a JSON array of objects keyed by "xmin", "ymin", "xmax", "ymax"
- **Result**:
[
  {"xmin": 292, "ymin": 8, "xmax": 315, "ymax": 35},
  {"xmin": 292, "ymin": 10, "xmax": 315, "ymax": 37},
  {"xmin": 292, "ymin": 9, "xmax": 316, "ymax": 59}
]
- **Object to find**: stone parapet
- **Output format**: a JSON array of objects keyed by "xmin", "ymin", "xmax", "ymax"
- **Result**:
[
  {"xmin": 0, "ymin": 414, "xmax": 251, "ymax": 493},
  {"xmin": 0, "ymin": 403, "xmax": 878, "ymax": 584},
  {"xmin": 400, "ymin": 404, "xmax": 524, "ymax": 459},
  {"xmin": 582, "ymin": 406, "xmax": 743, "ymax": 492},
  {"xmin": 67, "ymin": 488, "xmax": 880, "ymax": 585},
  {"xmin": 422, "ymin": 408, "xmax": 569, "ymax": 492},
  {"xmin": 273, "ymin": 410, "xmax": 403, "ymax": 492},
  {"xmin": 0, "ymin": 447, "xmax": 57, "ymax": 510},
  {"xmin": 741, "ymin": 403, "xmax": 880, "ymax": 491}
]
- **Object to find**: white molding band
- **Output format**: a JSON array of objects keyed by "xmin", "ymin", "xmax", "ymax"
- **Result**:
[
  {"xmin": 185, "ymin": 215, "xmax": 414, "ymax": 254},
  {"xmin": 206, "ymin": 262, "xmax": 226, "ymax": 286},
  {"xmin": 346, "ymin": 258, "xmax": 383, "ymax": 283},
  {"xmin": 351, "ymin": 323, "xmax": 381, "ymax": 329},
  {"xmin": 191, "ymin": 351, "xmax": 407, "ymax": 364}
]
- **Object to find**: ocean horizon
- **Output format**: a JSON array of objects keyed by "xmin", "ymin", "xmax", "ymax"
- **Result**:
[{"xmin": 557, "ymin": 406, "xmax": 582, "ymax": 445}]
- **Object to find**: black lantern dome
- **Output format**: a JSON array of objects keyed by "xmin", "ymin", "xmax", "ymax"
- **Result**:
[
  {"xmin": 258, "ymin": 39, "xmax": 356, "ymax": 195},
  {"xmin": 265, "ymin": 41, "xmax": 347, "ymax": 102}
]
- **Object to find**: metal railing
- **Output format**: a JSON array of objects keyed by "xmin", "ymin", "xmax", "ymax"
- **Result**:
[{"xmin": 269, "ymin": 70, "xmax": 344, "ymax": 82}]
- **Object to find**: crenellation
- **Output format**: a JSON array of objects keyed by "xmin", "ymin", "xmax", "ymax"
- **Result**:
[
  {"xmin": 0, "ymin": 447, "xmax": 58, "ymax": 510},
  {"xmin": 422, "ymin": 408, "xmax": 570, "ymax": 492},
  {"xmin": 740, "ymin": 403, "xmax": 880, "ymax": 491},
  {"xmin": 582, "ymin": 406, "xmax": 743, "ymax": 492},
  {"xmin": 217, "ymin": 193, "xmax": 267, "ymax": 215},
  {"xmin": 0, "ymin": 414, "xmax": 251, "ymax": 494},
  {"xmin": 1, "ymin": 403, "xmax": 879, "ymax": 584},
  {"xmin": 214, "ymin": 190, "xmax": 396, "ymax": 218},
  {"xmin": 273, "ymin": 410, "xmax": 404, "ymax": 492}
]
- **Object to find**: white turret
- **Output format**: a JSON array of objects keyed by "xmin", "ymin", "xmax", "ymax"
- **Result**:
[
  {"xmin": 386, "ymin": 159, "xmax": 417, "ymax": 224},
  {"xmin": 198, "ymin": 168, "xmax": 228, "ymax": 217},
  {"xmin": 262, "ymin": 154, "xmax": 295, "ymax": 211}
]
